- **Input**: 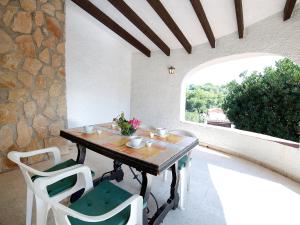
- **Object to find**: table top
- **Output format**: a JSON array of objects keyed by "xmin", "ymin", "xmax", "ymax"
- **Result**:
[{"xmin": 60, "ymin": 123, "xmax": 199, "ymax": 175}]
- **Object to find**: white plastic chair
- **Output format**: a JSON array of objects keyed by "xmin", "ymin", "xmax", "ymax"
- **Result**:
[
  {"xmin": 163, "ymin": 130, "xmax": 197, "ymax": 209},
  {"xmin": 34, "ymin": 166, "xmax": 143, "ymax": 225},
  {"xmin": 7, "ymin": 147, "xmax": 82, "ymax": 225}
]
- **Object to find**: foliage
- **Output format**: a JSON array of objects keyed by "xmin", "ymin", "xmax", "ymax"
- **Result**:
[
  {"xmin": 185, "ymin": 83, "xmax": 227, "ymax": 123},
  {"xmin": 222, "ymin": 58, "xmax": 300, "ymax": 142},
  {"xmin": 114, "ymin": 112, "xmax": 141, "ymax": 136},
  {"xmin": 185, "ymin": 111, "xmax": 202, "ymax": 123}
]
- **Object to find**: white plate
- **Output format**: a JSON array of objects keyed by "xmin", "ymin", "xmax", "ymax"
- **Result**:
[
  {"xmin": 126, "ymin": 142, "xmax": 145, "ymax": 149},
  {"xmin": 154, "ymin": 133, "xmax": 168, "ymax": 138}
]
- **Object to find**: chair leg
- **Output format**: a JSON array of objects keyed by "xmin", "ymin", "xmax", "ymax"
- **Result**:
[
  {"xmin": 187, "ymin": 161, "xmax": 192, "ymax": 191},
  {"xmin": 35, "ymin": 196, "xmax": 50, "ymax": 225},
  {"xmin": 163, "ymin": 170, "xmax": 168, "ymax": 182},
  {"xmin": 127, "ymin": 196, "xmax": 143, "ymax": 225},
  {"xmin": 179, "ymin": 168, "xmax": 187, "ymax": 210},
  {"xmin": 26, "ymin": 187, "xmax": 34, "ymax": 225}
]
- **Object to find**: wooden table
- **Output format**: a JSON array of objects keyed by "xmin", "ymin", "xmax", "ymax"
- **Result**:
[{"xmin": 60, "ymin": 123, "xmax": 199, "ymax": 225}]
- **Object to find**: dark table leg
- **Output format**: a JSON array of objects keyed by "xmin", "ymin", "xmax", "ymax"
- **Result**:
[
  {"xmin": 71, "ymin": 144, "xmax": 87, "ymax": 203},
  {"xmin": 170, "ymin": 163, "xmax": 180, "ymax": 209},
  {"xmin": 148, "ymin": 162, "xmax": 180, "ymax": 225},
  {"xmin": 140, "ymin": 172, "xmax": 153, "ymax": 225}
]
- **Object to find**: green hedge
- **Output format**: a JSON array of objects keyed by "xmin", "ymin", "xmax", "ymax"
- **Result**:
[{"xmin": 222, "ymin": 58, "xmax": 300, "ymax": 142}]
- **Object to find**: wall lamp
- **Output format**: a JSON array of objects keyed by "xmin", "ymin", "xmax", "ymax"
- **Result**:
[{"xmin": 168, "ymin": 66, "xmax": 175, "ymax": 75}]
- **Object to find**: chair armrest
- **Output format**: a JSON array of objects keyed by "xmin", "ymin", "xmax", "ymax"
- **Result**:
[
  {"xmin": 53, "ymin": 195, "xmax": 143, "ymax": 223},
  {"xmin": 8, "ymin": 147, "xmax": 62, "ymax": 165},
  {"xmin": 33, "ymin": 164, "xmax": 83, "ymax": 177},
  {"xmin": 8, "ymin": 148, "xmax": 81, "ymax": 177},
  {"xmin": 34, "ymin": 166, "xmax": 93, "ymax": 201}
]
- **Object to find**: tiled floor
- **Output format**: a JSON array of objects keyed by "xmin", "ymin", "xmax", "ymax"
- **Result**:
[{"xmin": 1, "ymin": 146, "xmax": 300, "ymax": 225}]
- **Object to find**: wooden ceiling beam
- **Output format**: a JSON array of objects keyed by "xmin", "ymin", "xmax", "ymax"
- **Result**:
[
  {"xmin": 71, "ymin": 0, "xmax": 151, "ymax": 57},
  {"xmin": 283, "ymin": 0, "xmax": 297, "ymax": 21},
  {"xmin": 147, "ymin": 0, "xmax": 192, "ymax": 54},
  {"xmin": 108, "ymin": 0, "xmax": 170, "ymax": 56},
  {"xmin": 190, "ymin": 0, "xmax": 215, "ymax": 48},
  {"xmin": 234, "ymin": 0, "xmax": 244, "ymax": 39}
]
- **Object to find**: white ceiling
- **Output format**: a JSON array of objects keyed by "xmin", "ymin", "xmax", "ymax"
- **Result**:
[{"xmin": 88, "ymin": 0, "xmax": 298, "ymax": 53}]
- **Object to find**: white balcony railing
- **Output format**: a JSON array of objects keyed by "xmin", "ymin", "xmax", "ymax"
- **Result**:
[{"xmin": 180, "ymin": 120, "xmax": 300, "ymax": 182}]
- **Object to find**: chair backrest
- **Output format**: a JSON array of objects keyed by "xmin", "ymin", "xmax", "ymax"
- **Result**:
[
  {"xmin": 33, "ymin": 166, "xmax": 93, "ymax": 225},
  {"xmin": 7, "ymin": 147, "xmax": 61, "ymax": 190},
  {"xmin": 168, "ymin": 129, "xmax": 197, "ymax": 138},
  {"xmin": 48, "ymin": 195, "xmax": 142, "ymax": 225},
  {"xmin": 33, "ymin": 166, "xmax": 143, "ymax": 225},
  {"xmin": 169, "ymin": 130, "xmax": 197, "ymax": 158},
  {"xmin": 34, "ymin": 165, "xmax": 93, "ymax": 203}
]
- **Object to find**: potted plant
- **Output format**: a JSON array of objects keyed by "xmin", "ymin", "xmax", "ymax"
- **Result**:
[{"xmin": 114, "ymin": 112, "xmax": 141, "ymax": 136}]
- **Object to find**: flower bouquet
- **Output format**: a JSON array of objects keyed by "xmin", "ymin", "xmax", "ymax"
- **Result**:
[{"xmin": 114, "ymin": 112, "xmax": 141, "ymax": 136}]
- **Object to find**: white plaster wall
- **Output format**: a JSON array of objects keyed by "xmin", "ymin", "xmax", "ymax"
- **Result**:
[
  {"xmin": 66, "ymin": 1, "xmax": 132, "ymax": 128},
  {"xmin": 181, "ymin": 121, "xmax": 300, "ymax": 182},
  {"xmin": 131, "ymin": 7, "xmax": 300, "ymax": 181},
  {"xmin": 131, "ymin": 7, "xmax": 300, "ymax": 127}
]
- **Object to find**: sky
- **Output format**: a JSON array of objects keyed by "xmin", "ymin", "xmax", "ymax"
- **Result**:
[{"xmin": 187, "ymin": 55, "xmax": 284, "ymax": 86}]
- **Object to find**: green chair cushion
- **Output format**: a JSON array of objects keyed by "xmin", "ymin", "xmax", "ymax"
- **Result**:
[
  {"xmin": 166, "ymin": 155, "xmax": 191, "ymax": 171},
  {"xmin": 178, "ymin": 155, "xmax": 189, "ymax": 170},
  {"xmin": 32, "ymin": 159, "xmax": 95, "ymax": 197},
  {"xmin": 68, "ymin": 181, "xmax": 132, "ymax": 225},
  {"xmin": 178, "ymin": 155, "xmax": 188, "ymax": 170}
]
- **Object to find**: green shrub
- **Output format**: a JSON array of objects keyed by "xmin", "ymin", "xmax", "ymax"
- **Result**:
[{"xmin": 222, "ymin": 58, "xmax": 300, "ymax": 142}]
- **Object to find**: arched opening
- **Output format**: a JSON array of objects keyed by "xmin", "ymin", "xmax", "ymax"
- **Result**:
[{"xmin": 180, "ymin": 53, "xmax": 300, "ymax": 142}]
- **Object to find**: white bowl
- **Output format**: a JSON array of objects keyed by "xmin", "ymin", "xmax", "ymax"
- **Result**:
[
  {"xmin": 129, "ymin": 137, "xmax": 143, "ymax": 147},
  {"xmin": 84, "ymin": 125, "xmax": 94, "ymax": 133},
  {"xmin": 145, "ymin": 141, "xmax": 152, "ymax": 147},
  {"xmin": 156, "ymin": 128, "xmax": 167, "ymax": 136},
  {"xmin": 149, "ymin": 132, "xmax": 154, "ymax": 138},
  {"xmin": 128, "ymin": 135, "xmax": 137, "ymax": 141}
]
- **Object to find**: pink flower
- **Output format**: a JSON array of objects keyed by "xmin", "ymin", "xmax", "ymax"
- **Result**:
[{"xmin": 129, "ymin": 118, "xmax": 141, "ymax": 129}]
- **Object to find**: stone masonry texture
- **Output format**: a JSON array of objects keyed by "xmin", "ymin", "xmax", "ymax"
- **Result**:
[{"xmin": 0, "ymin": 0, "xmax": 68, "ymax": 172}]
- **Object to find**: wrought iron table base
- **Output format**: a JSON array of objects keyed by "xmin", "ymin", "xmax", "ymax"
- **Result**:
[
  {"xmin": 93, "ymin": 160, "xmax": 124, "ymax": 186},
  {"xmin": 141, "ymin": 163, "xmax": 179, "ymax": 225},
  {"xmin": 72, "ymin": 144, "xmax": 180, "ymax": 225}
]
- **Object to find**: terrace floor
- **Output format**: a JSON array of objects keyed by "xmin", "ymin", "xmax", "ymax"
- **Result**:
[{"xmin": 1, "ymin": 146, "xmax": 300, "ymax": 225}]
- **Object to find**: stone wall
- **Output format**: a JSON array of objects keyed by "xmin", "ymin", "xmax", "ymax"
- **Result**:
[{"xmin": 0, "ymin": 0, "xmax": 68, "ymax": 172}]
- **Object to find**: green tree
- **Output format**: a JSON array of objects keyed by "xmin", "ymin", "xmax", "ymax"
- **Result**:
[
  {"xmin": 222, "ymin": 58, "xmax": 300, "ymax": 142},
  {"xmin": 185, "ymin": 83, "xmax": 227, "ymax": 123}
]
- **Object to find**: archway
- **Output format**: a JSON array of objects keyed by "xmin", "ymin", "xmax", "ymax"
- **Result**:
[{"xmin": 180, "ymin": 53, "xmax": 284, "ymax": 124}]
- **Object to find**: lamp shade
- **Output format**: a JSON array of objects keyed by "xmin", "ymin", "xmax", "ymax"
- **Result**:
[{"xmin": 168, "ymin": 66, "xmax": 175, "ymax": 74}]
